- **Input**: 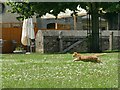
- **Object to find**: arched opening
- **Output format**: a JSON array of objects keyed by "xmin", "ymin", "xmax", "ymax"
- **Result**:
[
  {"xmin": 47, "ymin": 23, "xmax": 55, "ymax": 29},
  {"xmin": 0, "ymin": 3, "xmax": 5, "ymax": 14}
]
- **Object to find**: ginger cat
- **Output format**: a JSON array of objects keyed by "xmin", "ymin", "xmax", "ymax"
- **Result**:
[{"xmin": 72, "ymin": 52, "xmax": 106, "ymax": 63}]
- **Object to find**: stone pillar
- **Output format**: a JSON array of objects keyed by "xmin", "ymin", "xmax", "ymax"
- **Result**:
[
  {"xmin": 58, "ymin": 31, "xmax": 63, "ymax": 52},
  {"xmin": 109, "ymin": 31, "xmax": 113, "ymax": 51},
  {"xmin": 55, "ymin": 23, "xmax": 58, "ymax": 30},
  {"xmin": 73, "ymin": 15, "xmax": 77, "ymax": 30},
  {"xmin": 107, "ymin": 21, "xmax": 109, "ymax": 31}
]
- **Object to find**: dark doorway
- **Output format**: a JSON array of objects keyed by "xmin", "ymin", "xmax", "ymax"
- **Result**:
[{"xmin": 47, "ymin": 23, "xmax": 55, "ymax": 29}]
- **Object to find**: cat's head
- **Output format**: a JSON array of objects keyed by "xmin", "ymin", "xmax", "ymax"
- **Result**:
[{"xmin": 72, "ymin": 52, "xmax": 78, "ymax": 57}]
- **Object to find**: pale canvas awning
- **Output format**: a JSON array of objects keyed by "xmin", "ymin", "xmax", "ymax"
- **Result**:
[{"xmin": 21, "ymin": 18, "xmax": 35, "ymax": 46}]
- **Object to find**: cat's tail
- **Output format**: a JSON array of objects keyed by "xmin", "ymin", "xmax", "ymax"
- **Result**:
[{"xmin": 94, "ymin": 53, "xmax": 107, "ymax": 57}]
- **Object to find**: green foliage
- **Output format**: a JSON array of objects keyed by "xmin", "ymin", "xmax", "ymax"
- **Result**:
[
  {"xmin": 6, "ymin": 2, "xmax": 120, "ymax": 20},
  {"xmin": 6, "ymin": 2, "xmax": 78, "ymax": 20},
  {"xmin": 6, "ymin": 2, "xmax": 35, "ymax": 21},
  {"xmin": 105, "ymin": 2, "xmax": 120, "ymax": 13}
]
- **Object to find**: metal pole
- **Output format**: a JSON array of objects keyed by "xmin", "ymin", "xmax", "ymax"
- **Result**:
[
  {"xmin": 118, "ymin": 13, "xmax": 120, "ymax": 30},
  {"xmin": 118, "ymin": 13, "xmax": 120, "ymax": 50},
  {"xmin": 99, "ymin": 14, "xmax": 102, "ymax": 51},
  {"xmin": 87, "ymin": 13, "xmax": 89, "ymax": 36}
]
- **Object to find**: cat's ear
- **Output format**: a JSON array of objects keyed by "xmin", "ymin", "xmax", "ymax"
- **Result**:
[{"xmin": 74, "ymin": 52, "xmax": 77, "ymax": 54}]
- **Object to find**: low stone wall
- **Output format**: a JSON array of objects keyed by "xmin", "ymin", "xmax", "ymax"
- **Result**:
[
  {"xmin": 35, "ymin": 30, "xmax": 120, "ymax": 53},
  {"xmin": 44, "ymin": 36, "xmax": 59, "ymax": 53},
  {"xmin": 101, "ymin": 36, "xmax": 120, "ymax": 51},
  {"xmin": 113, "ymin": 36, "xmax": 120, "ymax": 50}
]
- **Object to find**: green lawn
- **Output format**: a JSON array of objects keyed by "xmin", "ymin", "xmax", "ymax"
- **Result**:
[{"xmin": 1, "ymin": 52, "xmax": 118, "ymax": 88}]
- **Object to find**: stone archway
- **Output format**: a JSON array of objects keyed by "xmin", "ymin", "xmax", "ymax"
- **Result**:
[{"xmin": 47, "ymin": 23, "xmax": 56, "ymax": 29}]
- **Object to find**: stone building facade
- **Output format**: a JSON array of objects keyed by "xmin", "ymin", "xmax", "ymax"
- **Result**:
[{"xmin": 36, "ymin": 17, "xmax": 82, "ymax": 30}]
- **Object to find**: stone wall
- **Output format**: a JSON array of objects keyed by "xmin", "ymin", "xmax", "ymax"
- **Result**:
[
  {"xmin": 113, "ymin": 36, "xmax": 120, "ymax": 50},
  {"xmin": 44, "ymin": 36, "xmax": 59, "ymax": 53},
  {"xmin": 100, "ymin": 36, "xmax": 120, "ymax": 51},
  {"xmin": 36, "ymin": 30, "xmax": 120, "ymax": 53}
]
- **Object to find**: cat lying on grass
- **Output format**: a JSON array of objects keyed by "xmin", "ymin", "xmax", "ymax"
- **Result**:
[{"xmin": 72, "ymin": 52, "xmax": 106, "ymax": 63}]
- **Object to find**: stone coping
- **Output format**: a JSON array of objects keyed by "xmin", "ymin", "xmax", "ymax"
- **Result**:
[{"xmin": 37, "ymin": 30, "xmax": 120, "ymax": 37}]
